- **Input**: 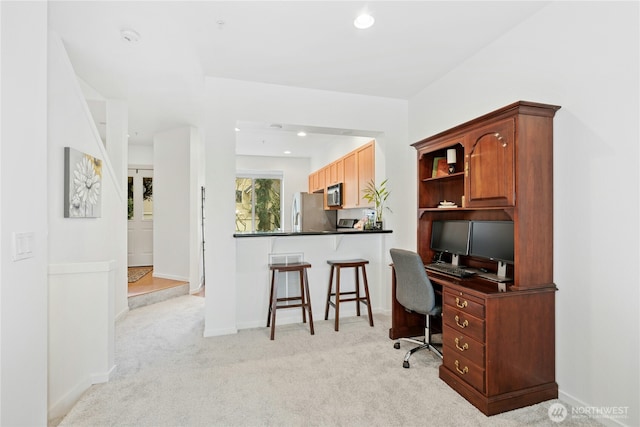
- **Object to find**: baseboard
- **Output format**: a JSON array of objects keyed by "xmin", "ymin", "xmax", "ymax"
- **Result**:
[
  {"xmin": 559, "ymin": 390, "xmax": 629, "ymax": 427},
  {"xmin": 203, "ymin": 326, "xmax": 238, "ymax": 337},
  {"xmin": 90, "ymin": 364, "xmax": 116, "ymax": 384},
  {"xmin": 48, "ymin": 376, "xmax": 92, "ymax": 421},
  {"xmin": 115, "ymin": 306, "xmax": 129, "ymax": 322},
  {"xmin": 190, "ymin": 285, "xmax": 204, "ymax": 295},
  {"xmin": 152, "ymin": 271, "xmax": 189, "ymax": 282}
]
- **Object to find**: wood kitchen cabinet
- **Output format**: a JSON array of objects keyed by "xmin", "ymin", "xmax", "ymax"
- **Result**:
[
  {"xmin": 309, "ymin": 140, "xmax": 375, "ymax": 209},
  {"xmin": 308, "ymin": 167, "xmax": 327, "ymax": 194},
  {"xmin": 342, "ymin": 140, "xmax": 375, "ymax": 209},
  {"xmin": 408, "ymin": 101, "xmax": 561, "ymax": 415},
  {"xmin": 342, "ymin": 152, "xmax": 358, "ymax": 208},
  {"xmin": 327, "ymin": 158, "xmax": 344, "ymax": 186},
  {"xmin": 357, "ymin": 141, "xmax": 375, "ymax": 207}
]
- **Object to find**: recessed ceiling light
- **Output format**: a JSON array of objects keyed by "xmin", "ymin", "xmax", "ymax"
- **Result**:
[
  {"xmin": 234, "ymin": 127, "xmax": 240, "ymax": 132},
  {"xmin": 297, "ymin": 131, "xmax": 307, "ymax": 137},
  {"xmin": 284, "ymin": 150, "xmax": 292, "ymax": 155},
  {"xmin": 354, "ymin": 14, "xmax": 375, "ymax": 30},
  {"xmin": 120, "ymin": 29, "xmax": 141, "ymax": 43}
]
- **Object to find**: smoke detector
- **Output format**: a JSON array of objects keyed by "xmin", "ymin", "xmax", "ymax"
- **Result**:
[{"xmin": 121, "ymin": 29, "xmax": 141, "ymax": 43}]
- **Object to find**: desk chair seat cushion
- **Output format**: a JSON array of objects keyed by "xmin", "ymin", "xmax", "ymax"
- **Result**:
[{"xmin": 390, "ymin": 248, "xmax": 440, "ymax": 316}]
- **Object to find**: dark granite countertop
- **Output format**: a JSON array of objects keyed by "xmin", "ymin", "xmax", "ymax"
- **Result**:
[{"xmin": 234, "ymin": 229, "xmax": 393, "ymax": 238}]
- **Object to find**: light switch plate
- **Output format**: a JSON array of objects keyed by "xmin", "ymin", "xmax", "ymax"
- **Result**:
[{"xmin": 12, "ymin": 232, "xmax": 34, "ymax": 261}]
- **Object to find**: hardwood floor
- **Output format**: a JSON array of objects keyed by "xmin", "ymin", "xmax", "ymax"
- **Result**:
[{"xmin": 128, "ymin": 268, "xmax": 204, "ymax": 297}]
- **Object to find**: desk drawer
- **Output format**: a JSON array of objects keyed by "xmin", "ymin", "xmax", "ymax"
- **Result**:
[
  {"xmin": 442, "ymin": 324, "xmax": 485, "ymax": 365},
  {"xmin": 443, "ymin": 291, "xmax": 484, "ymax": 318},
  {"xmin": 443, "ymin": 351, "xmax": 485, "ymax": 393},
  {"xmin": 443, "ymin": 307, "xmax": 484, "ymax": 342}
]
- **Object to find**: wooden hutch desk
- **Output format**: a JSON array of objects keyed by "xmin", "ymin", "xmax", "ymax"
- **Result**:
[{"xmin": 395, "ymin": 101, "xmax": 561, "ymax": 415}]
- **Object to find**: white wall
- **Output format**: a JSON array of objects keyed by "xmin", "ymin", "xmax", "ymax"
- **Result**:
[
  {"xmin": 408, "ymin": 2, "xmax": 639, "ymax": 426},
  {"xmin": 47, "ymin": 31, "xmax": 126, "ymax": 419},
  {"xmin": 204, "ymin": 78, "xmax": 407, "ymax": 336},
  {"xmin": 48, "ymin": 261, "xmax": 115, "ymax": 420},
  {"xmin": 129, "ymin": 143, "xmax": 153, "ymax": 166},
  {"xmin": 309, "ymin": 135, "xmax": 373, "ymax": 171},
  {"xmin": 106, "ymin": 99, "xmax": 128, "ymax": 188},
  {"xmin": 153, "ymin": 127, "xmax": 193, "ymax": 284},
  {"xmin": 0, "ymin": 2, "xmax": 49, "ymax": 425},
  {"xmin": 236, "ymin": 234, "xmax": 389, "ymax": 329},
  {"xmin": 189, "ymin": 127, "xmax": 205, "ymax": 290}
]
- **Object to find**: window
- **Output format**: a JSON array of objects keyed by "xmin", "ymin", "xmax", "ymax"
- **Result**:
[
  {"xmin": 235, "ymin": 173, "xmax": 282, "ymax": 232},
  {"xmin": 128, "ymin": 170, "xmax": 153, "ymax": 220}
]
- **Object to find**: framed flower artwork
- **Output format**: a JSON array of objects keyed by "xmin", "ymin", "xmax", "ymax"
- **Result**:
[{"xmin": 64, "ymin": 147, "xmax": 102, "ymax": 218}]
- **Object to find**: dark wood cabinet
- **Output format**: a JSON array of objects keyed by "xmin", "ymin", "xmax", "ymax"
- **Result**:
[
  {"xmin": 465, "ymin": 118, "xmax": 515, "ymax": 208},
  {"xmin": 408, "ymin": 101, "xmax": 561, "ymax": 415}
]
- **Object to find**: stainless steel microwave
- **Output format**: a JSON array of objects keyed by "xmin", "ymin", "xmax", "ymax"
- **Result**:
[{"xmin": 327, "ymin": 183, "xmax": 343, "ymax": 207}]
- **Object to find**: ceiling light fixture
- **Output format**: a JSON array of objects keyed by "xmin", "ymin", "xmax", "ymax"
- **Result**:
[
  {"xmin": 297, "ymin": 131, "xmax": 307, "ymax": 137},
  {"xmin": 354, "ymin": 13, "xmax": 375, "ymax": 30},
  {"xmin": 120, "ymin": 29, "xmax": 141, "ymax": 43}
]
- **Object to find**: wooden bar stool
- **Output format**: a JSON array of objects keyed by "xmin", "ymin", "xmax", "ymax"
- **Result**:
[
  {"xmin": 324, "ymin": 259, "xmax": 374, "ymax": 331},
  {"xmin": 266, "ymin": 262, "xmax": 314, "ymax": 340}
]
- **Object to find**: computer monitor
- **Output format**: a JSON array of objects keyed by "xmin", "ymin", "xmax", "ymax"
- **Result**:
[
  {"xmin": 470, "ymin": 221, "xmax": 514, "ymax": 277},
  {"xmin": 430, "ymin": 220, "xmax": 471, "ymax": 265}
]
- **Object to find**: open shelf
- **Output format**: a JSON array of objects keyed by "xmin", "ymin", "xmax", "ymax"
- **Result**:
[{"xmin": 421, "ymin": 171, "xmax": 464, "ymax": 182}]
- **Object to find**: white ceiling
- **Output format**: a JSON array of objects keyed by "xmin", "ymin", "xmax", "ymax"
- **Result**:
[{"xmin": 48, "ymin": 1, "xmax": 549, "ymax": 151}]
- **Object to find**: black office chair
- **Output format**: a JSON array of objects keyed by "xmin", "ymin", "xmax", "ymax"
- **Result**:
[{"xmin": 390, "ymin": 248, "xmax": 443, "ymax": 368}]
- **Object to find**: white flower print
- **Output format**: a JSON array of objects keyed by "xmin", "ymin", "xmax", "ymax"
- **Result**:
[{"xmin": 70, "ymin": 155, "xmax": 101, "ymax": 216}]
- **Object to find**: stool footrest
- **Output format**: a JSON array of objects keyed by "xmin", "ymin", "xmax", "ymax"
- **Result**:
[
  {"xmin": 328, "ymin": 297, "xmax": 369, "ymax": 304},
  {"xmin": 275, "ymin": 303, "xmax": 308, "ymax": 310},
  {"xmin": 276, "ymin": 296, "xmax": 304, "ymax": 303}
]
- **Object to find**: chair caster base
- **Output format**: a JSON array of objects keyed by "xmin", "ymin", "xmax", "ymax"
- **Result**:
[
  {"xmin": 394, "ymin": 342, "xmax": 400, "ymax": 349},
  {"xmin": 403, "ymin": 361, "xmax": 410, "ymax": 368}
]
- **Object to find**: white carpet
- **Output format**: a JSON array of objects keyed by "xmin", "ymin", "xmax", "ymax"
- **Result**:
[{"xmin": 57, "ymin": 295, "xmax": 600, "ymax": 426}]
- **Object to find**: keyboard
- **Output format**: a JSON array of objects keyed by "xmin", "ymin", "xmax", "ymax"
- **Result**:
[{"xmin": 425, "ymin": 263, "xmax": 476, "ymax": 278}]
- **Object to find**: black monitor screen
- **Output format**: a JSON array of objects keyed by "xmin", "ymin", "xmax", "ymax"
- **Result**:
[
  {"xmin": 470, "ymin": 221, "xmax": 514, "ymax": 264},
  {"xmin": 430, "ymin": 220, "xmax": 471, "ymax": 256}
]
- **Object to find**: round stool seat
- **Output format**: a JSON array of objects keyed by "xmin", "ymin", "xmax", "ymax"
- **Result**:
[{"xmin": 324, "ymin": 259, "xmax": 374, "ymax": 331}]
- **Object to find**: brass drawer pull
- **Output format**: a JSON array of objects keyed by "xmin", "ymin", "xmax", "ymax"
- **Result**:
[
  {"xmin": 454, "ymin": 315, "xmax": 469, "ymax": 329},
  {"xmin": 455, "ymin": 297, "xmax": 468, "ymax": 309},
  {"xmin": 455, "ymin": 337, "xmax": 469, "ymax": 351},
  {"xmin": 455, "ymin": 360, "xmax": 469, "ymax": 375}
]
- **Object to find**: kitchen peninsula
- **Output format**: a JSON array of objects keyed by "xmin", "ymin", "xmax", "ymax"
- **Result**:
[
  {"xmin": 234, "ymin": 229, "xmax": 392, "ymax": 330},
  {"xmin": 234, "ymin": 229, "xmax": 392, "ymax": 237}
]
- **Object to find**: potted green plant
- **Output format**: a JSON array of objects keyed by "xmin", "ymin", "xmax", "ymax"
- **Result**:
[{"xmin": 362, "ymin": 178, "xmax": 391, "ymax": 230}]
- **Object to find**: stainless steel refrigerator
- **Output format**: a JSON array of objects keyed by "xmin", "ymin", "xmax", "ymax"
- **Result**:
[{"xmin": 291, "ymin": 192, "xmax": 337, "ymax": 232}]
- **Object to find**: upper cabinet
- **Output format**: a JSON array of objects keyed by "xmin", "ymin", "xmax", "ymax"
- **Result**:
[
  {"xmin": 327, "ymin": 158, "xmax": 344, "ymax": 186},
  {"xmin": 356, "ymin": 141, "xmax": 375, "ymax": 208},
  {"xmin": 342, "ymin": 151, "xmax": 358, "ymax": 208},
  {"xmin": 412, "ymin": 101, "xmax": 561, "ymax": 289},
  {"xmin": 309, "ymin": 140, "xmax": 375, "ymax": 209},
  {"xmin": 465, "ymin": 118, "xmax": 515, "ymax": 207},
  {"xmin": 308, "ymin": 167, "xmax": 327, "ymax": 193}
]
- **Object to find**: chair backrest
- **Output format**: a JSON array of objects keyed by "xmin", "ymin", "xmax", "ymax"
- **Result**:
[{"xmin": 390, "ymin": 248, "xmax": 436, "ymax": 315}]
